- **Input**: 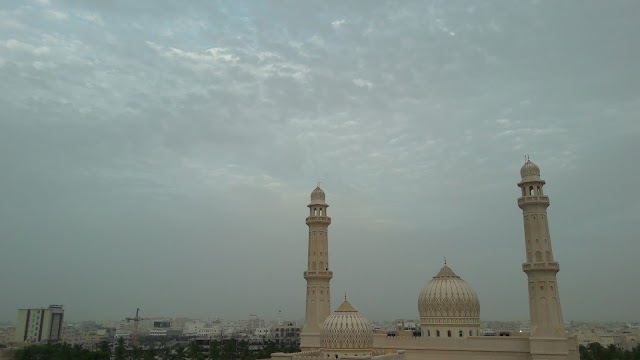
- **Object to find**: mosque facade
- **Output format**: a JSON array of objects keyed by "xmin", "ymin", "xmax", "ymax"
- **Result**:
[{"xmin": 272, "ymin": 161, "xmax": 579, "ymax": 360}]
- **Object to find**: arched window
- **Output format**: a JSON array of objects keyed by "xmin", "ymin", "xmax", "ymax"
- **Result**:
[
  {"xmin": 319, "ymin": 208, "xmax": 323, "ymax": 216},
  {"xmin": 459, "ymin": 330, "xmax": 463, "ymax": 337},
  {"xmin": 436, "ymin": 330, "xmax": 440, "ymax": 337},
  {"xmin": 535, "ymin": 251, "xmax": 542, "ymax": 261},
  {"xmin": 469, "ymin": 330, "xmax": 472, "ymax": 336},
  {"xmin": 545, "ymin": 251, "xmax": 551, "ymax": 261},
  {"xmin": 527, "ymin": 252, "xmax": 532, "ymax": 262},
  {"xmin": 537, "ymin": 186, "xmax": 541, "ymax": 195},
  {"xmin": 427, "ymin": 330, "xmax": 431, "ymax": 337},
  {"xmin": 447, "ymin": 330, "xmax": 451, "ymax": 337},
  {"xmin": 529, "ymin": 186, "xmax": 535, "ymax": 195}
]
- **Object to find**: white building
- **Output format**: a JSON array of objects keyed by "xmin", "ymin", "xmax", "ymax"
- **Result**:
[
  {"xmin": 183, "ymin": 321, "xmax": 205, "ymax": 336},
  {"xmin": 14, "ymin": 305, "xmax": 64, "ymax": 343}
]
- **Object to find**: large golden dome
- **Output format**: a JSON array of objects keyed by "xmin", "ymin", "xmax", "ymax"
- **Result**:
[{"xmin": 418, "ymin": 265, "xmax": 480, "ymax": 329}]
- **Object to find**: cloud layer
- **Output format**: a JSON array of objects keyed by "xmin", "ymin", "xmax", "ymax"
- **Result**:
[{"xmin": 1, "ymin": 0, "xmax": 639, "ymax": 323}]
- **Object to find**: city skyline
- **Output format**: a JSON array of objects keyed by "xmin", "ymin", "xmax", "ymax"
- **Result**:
[{"xmin": 1, "ymin": 0, "xmax": 639, "ymax": 323}]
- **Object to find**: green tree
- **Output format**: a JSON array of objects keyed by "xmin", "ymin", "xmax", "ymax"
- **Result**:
[
  {"xmin": 222, "ymin": 338, "xmax": 237, "ymax": 360},
  {"xmin": 130, "ymin": 345, "xmax": 144, "ymax": 360},
  {"xmin": 144, "ymin": 345, "xmax": 157, "ymax": 360},
  {"xmin": 98, "ymin": 340, "xmax": 112, "ymax": 358},
  {"xmin": 175, "ymin": 344, "xmax": 187, "ymax": 360},
  {"xmin": 159, "ymin": 345, "xmax": 173, "ymax": 360},
  {"xmin": 114, "ymin": 337, "xmax": 128, "ymax": 360},
  {"xmin": 188, "ymin": 342, "xmax": 205, "ymax": 360},
  {"xmin": 209, "ymin": 340, "xmax": 221, "ymax": 360}
]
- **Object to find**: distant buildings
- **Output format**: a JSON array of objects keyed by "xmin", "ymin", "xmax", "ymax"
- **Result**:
[{"xmin": 14, "ymin": 305, "xmax": 64, "ymax": 343}]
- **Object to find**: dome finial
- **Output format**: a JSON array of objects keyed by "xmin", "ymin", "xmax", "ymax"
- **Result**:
[
  {"xmin": 344, "ymin": 292, "xmax": 347, "ymax": 301},
  {"xmin": 444, "ymin": 256, "xmax": 447, "ymax": 266}
]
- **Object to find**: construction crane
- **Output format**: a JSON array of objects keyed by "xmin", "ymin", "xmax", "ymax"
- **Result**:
[{"xmin": 126, "ymin": 308, "xmax": 145, "ymax": 347}]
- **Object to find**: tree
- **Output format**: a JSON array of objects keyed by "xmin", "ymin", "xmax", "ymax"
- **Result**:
[
  {"xmin": 188, "ymin": 342, "xmax": 205, "ymax": 360},
  {"xmin": 222, "ymin": 338, "xmax": 237, "ymax": 360},
  {"xmin": 115, "ymin": 337, "xmax": 128, "ymax": 360},
  {"xmin": 175, "ymin": 344, "xmax": 187, "ymax": 360},
  {"xmin": 209, "ymin": 340, "xmax": 221, "ymax": 360},
  {"xmin": 131, "ymin": 345, "xmax": 144, "ymax": 360},
  {"xmin": 144, "ymin": 345, "xmax": 157, "ymax": 360},
  {"xmin": 98, "ymin": 340, "xmax": 112, "ymax": 358}
]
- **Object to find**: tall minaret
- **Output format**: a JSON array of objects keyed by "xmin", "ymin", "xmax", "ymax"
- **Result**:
[
  {"xmin": 300, "ymin": 186, "xmax": 332, "ymax": 350},
  {"xmin": 517, "ymin": 159, "xmax": 565, "ymax": 338}
]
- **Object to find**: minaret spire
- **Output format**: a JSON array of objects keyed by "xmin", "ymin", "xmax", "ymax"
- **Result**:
[
  {"xmin": 517, "ymin": 159, "xmax": 565, "ymax": 339},
  {"xmin": 300, "ymin": 185, "xmax": 332, "ymax": 351}
]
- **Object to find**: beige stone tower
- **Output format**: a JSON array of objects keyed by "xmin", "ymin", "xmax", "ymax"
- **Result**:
[
  {"xmin": 300, "ymin": 186, "xmax": 332, "ymax": 350},
  {"xmin": 518, "ymin": 159, "xmax": 566, "ymax": 344}
]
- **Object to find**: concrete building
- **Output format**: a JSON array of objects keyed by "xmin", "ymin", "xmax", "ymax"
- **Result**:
[
  {"xmin": 274, "ymin": 322, "xmax": 301, "ymax": 346},
  {"xmin": 14, "ymin": 305, "xmax": 64, "ymax": 343},
  {"xmin": 280, "ymin": 160, "xmax": 579, "ymax": 360},
  {"xmin": 0, "ymin": 327, "xmax": 16, "ymax": 346},
  {"xmin": 247, "ymin": 314, "xmax": 266, "ymax": 333}
]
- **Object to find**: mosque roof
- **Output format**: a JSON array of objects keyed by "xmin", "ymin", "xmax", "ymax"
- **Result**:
[
  {"xmin": 310, "ymin": 185, "xmax": 326, "ymax": 205},
  {"xmin": 418, "ymin": 264, "xmax": 480, "ymax": 323},
  {"xmin": 321, "ymin": 299, "xmax": 373, "ymax": 350},
  {"xmin": 520, "ymin": 159, "xmax": 541, "ymax": 179}
]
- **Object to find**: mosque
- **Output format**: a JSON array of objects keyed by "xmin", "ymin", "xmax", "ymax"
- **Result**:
[{"xmin": 270, "ymin": 160, "xmax": 579, "ymax": 360}]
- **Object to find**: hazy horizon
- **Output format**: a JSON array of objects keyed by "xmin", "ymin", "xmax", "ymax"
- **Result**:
[{"xmin": 1, "ymin": 0, "xmax": 639, "ymax": 324}]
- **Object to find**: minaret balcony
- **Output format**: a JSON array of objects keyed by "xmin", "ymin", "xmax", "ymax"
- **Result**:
[
  {"xmin": 522, "ymin": 262, "xmax": 560, "ymax": 272},
  {"xmin": 518, "ymin": 195, "xmax": 550, "ymax": 206},
  {"xmin": 304, "ymin": 270, "xmax": 333, "ymax": 280},
  {"xmin": 305, "ymin": 216, "xmax": 331, "ymax": 224}
]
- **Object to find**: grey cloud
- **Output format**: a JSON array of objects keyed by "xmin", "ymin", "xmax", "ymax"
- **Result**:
[{"xmin": 0, "ymin": 0, "xmax": 638, "ymax": 323}]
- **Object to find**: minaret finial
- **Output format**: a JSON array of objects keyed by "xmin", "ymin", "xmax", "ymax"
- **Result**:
[
  {"xmin": 344, "ymin": 292, "xmax": 347, "ymax": 301},
  {"xmin": 317, "ymin": 181, "xmax": 321, "ymax": 188},
  {"xmin": 444, "ymin": 256, "xmax": 447, "ymax": 266}
]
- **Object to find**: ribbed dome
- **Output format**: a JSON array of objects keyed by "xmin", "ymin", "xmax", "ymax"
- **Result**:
[
  {"xmin": 520, "ymin": 160, "xmax": 541, "ymax": 178},
  {"xmin": 321, "ymin": 300, "xmax": 372, "ymax": 350},
  {"xmin": 310, "ymin": 186, "xmax": 326, "ymax": 204},
  {"xmin": 418, "ymin": 265, "xmax": 480, "ymax": 323}
]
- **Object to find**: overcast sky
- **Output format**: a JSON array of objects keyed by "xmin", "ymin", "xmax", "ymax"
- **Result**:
[{"xmin": 1, "ymin": 0, "xmax": 639, "ymax": 324}]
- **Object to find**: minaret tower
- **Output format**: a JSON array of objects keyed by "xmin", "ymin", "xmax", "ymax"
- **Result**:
[
  {"xmin": 300, "ymin": 185, "xmax": 332, "ymax": 350},
  {"xmin": 517, "ymin": 159, "xmax": 565, "ymax": 339}
]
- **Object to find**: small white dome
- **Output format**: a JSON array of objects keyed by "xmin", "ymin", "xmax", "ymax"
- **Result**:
[
  {"xmin": 520, "ymin": 160, "xmax": 541, "ymax": 178},
  {"xmin": 321, "ymin": 300, "xmax": 372, "ymax": 350},
  {"xmin": 310, "ymin": 186, "xmax": 326, "ymax": 204},
  {"xmin": 418, "ymin": 265, "xmax": 480, "ymax": 325}
]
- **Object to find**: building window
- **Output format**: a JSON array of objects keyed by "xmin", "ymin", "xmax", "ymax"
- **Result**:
[
  {"xmin": 459, "ymin": 330, "xmax": 463, "ymax": 337},
  {"xmin": 447, "ymin": 330, "xmax": 451, "ymax": 337},
  {"xmin": 436, "ymin": 330, "xmax": 440, "ymax": 337}
]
